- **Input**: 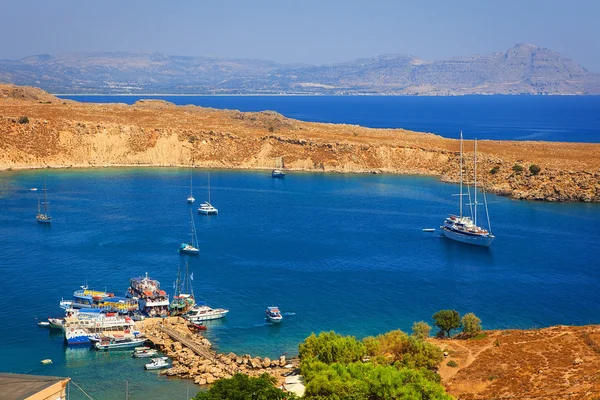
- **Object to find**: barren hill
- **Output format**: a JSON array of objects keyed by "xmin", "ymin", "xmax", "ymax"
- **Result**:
[{"xmin": 1, "ymin": 84, "xmax": 599, "ymax": 202}]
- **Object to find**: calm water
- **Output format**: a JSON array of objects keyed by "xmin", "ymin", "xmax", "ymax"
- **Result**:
[
  {"xmin": 0, "ymin": 169, "xmax": 599, "ymax": 398},
  {"xmin": 59, "ymin": 95, "xmax": 600, "ymax": 143}
]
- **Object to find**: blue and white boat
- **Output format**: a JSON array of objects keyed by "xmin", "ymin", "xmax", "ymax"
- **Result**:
[
  {"xmin": 180, "ymin": 210, "xmax": 200, "ymax": 255},
  {"xmin": 197, "ymin": 173, "xmax": 218, "ymax": 215},
  {"xmin": 272, "ymin": 157, "xmax": 286, "ymax": 178},
  {"xmin": 441, "ymin": 132, "xmax": 495, "ymax": 247},
  {"xmin": 68, "ymin": 285, "xmax": 112, "ymax": 309},
  {"xmin": 127, "ymin": 273, "xmax": 170, "ymax": 317},
  {"xmin": 95, "ymin": 336, "xmax": 147, "ymax": 351},
  {"xmin": 63, "ymin": 309, "xmax": 140, "ymax": 345},
  {"xmin": 266, "ymin": 306, "xmax": 283, "ymax": 323}
]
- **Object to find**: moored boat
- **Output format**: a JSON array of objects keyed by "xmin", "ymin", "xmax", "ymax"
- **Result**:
[
  {"xmin": 197, "ymin": 173, "xmax": 218, "ymax": 215},
  {"xmin": 36, "ymin": 180, "xmax": 52, "ymax": 223},
  {"xmin": 127, "ymin": 273, "xmax": 170, "ymax": 317},
  {"xmin": 169, "ymin": 262, "xmax": 196, "ymax": 316},
  {"xmin": 440, "ymin": 132, "xmax": 495, "ymax": 247},
  {"xmin": 145, "ymin": 357, "xmax": 170, "ymax": 370},
  {"xmin": 95, "ymin": 335, "xmax": 147, "ymax": 351},
  {"xmin": 63, "ymin": 309, "xmax": 140, "ymax": 345},
  {"xmin": 184, "ymin": 303, "xmax": 229, "ymax": 322},
  {"xmin": 132, "ymin": 347, "xmax": 158, "ymax": 358},
  {"xmin": 266, "ymin": 306, "xmax": 283, "ymax": 323},
  {"xmin": 179, "ymin": 210, "xmax": 200, "ymax": 255}
]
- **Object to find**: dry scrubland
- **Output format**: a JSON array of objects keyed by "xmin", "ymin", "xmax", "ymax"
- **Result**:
[{"xmin": 1, "ymin": 83, "xmax": 599, "ymax": 202}]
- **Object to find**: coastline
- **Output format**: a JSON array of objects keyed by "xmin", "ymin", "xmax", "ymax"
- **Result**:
[{"xmin": 2, "ymin": 83, "xmax": 599, "ymax": 202}]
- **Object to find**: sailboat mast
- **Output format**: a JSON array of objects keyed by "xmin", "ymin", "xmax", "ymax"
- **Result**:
[
  {"xmin": 474, "ymin": 139, "xmax": 478, "ymax": 226},
  {"xmin": 43, "ymin": 179, "xmax": 48, "ymax": 216},
  {"xmin": 208, "ymin": 173, "xmax": 211, "ymax": 203},
  {"xmin": 459, "ymin": 131, "xmax": 463, "ymax": 218},
  {"xmin": 190, "ymin": 172, "xmax": 193, "ymax": 197}
]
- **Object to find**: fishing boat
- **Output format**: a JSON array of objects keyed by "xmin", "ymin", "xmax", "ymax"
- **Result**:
[
  {"xmin": 187, "ymin": 170, "xmax": 195, "ymax": 203},
  {"xmin": 180, "ymin": 210, "xmax": 200, "ymax": 255},
  {"xmin": 169, "ymin": 261, "xmax": 196, "ymax": 316},
  {"xmin": 184, "ymin": 302, "xmax": 229, "ymax": 322},
  {"xmin": 145, "ymin": 357, "xmax": 170, "ymax": 370},
  {"xmin": 197, "ymin": 173, "xmax": 218, "ymax": 215},
  {"xmin": 36, "ymin": 180, "xmax": 52, "ymax": 223},
  {"xmin": 95, "ymin": 335, "xmax": 147, "ymax": 351},
  {"xmin": 441, "ymin": 132, "xmax": 495, "ymax": 247},
  {"xmin": 127, "ymin": 273, "xmax": 170, "ymax": 317},
  {"xmin": 266, "ymin": 306, "xmax": 283, "ymax": 323},
  {"xmin": 132, "ymin": 347, "xmax": 158, "ymax": 358}
]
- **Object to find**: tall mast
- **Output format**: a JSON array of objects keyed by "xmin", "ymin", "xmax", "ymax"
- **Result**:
[
  {"xmin": 190, "ymin": 171, "xmax": 193, "ymax": 197},
  {"xmin": 208, "ymin": 173, "xmax": 211, "ymax": 203},
  {"xmin": 43, "ymin": 179, "xmax": 48, "ymax": 216},
  {"xmin": 459, "ymin": 131, "xmax": 463, "ymax": 218},
  {"xmin": 474, "ymin": 138, "xmax": 478, "ymax": 226}
]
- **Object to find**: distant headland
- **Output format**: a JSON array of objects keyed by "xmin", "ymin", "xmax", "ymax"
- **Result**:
[
  {"xmin": 1, "ymin": 44, "xmax": 599, "ymax": 95},
  {"xmin": 1, "ymin": 84, "xmax": 599, "ymax": 202}
]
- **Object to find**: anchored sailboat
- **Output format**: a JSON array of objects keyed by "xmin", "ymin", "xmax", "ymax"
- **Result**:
[
  {"xmin": 179, "ymin": 210, "xmax": 200, "ymax": 254},
  {"xmin": 169, "ymin": 261, "xmax": 195, "ymax": 316},
  {"xmin": 36, "ymin": 180, "xmax": 52, "ymax": 224},
  {"xmin": 272, "ymin": 157, "xmax": 285, "ymax": 178},
  {"xmin": 187, "ymin": 170, "xmax": 195, "ymax": 204},
  {"xmin": 440, "ymin": 132, "xmax": 495, "ymax": 247},
  {"xmin": 198, "ymin": 173, "xmax": 218, "ymax": 215}
]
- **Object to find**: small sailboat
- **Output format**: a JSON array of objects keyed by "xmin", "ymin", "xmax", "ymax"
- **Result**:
[
  {"xmin": 198, "ymin": 173, "xmax": 218, "ymax": 215},
  {"xmin": 180, "ymin": 210, "xmax": 200, "ymax": 255},
  {"xmin": 272, "ymin": 157, "xmax": 285, "ymax": 178},
  {"xmin": 440, "ymin": 131, "xmax": 495, "ymax": 247},
  {"xmin": 187, "ymin": 171, "xmax": 195, "ymax": 204},
  {"xmin": 266, "ymin": 306, "xmax": 283, "ymax": 323},
  {"xmin": 36, "ymin": 180, "xmax": 52, "ymax": 224}
]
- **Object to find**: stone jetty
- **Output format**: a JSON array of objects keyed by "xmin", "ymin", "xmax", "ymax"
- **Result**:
[{"xmin": 138, "ymin": 317, "xmax": 296, "ymax": 386}]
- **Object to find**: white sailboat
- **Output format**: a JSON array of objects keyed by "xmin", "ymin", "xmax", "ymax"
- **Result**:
[
  {"xmin": 179, "ymin": 210, "xmax": 200, "ymax": 254},
  {"xmin": 272, "ymin": 157, "xmax": 285, "ymax": 178},
  {"xmin": 440, "ymin": 131, "xmax": 495, "ymax": 247},
  {"xmin": 198, "ymin": 173, "xmax": 218, "ymax": 215},
  {"xmin": 36, "ymin": 179, "xmax": 52, "ymax": 224},
  {"xmin": 187, "ymin": 171, "xmax": 195, "ymax": 204}
]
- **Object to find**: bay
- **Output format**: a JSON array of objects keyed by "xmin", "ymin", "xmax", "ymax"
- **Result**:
[
  {"xmin": 59, "ymin": 95, "xmax": 600, "ymax": 143},
  {"xmin": 0, "ymin": 168, "xmax": 599, "ymax": 398}
]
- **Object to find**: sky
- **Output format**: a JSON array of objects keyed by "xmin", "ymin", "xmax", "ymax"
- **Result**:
[{"xmin": 3, "ymin": 0, "xmax": 600, "ymax": 71}]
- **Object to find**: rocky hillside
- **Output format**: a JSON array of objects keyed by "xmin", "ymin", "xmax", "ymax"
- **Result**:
[
  {"xmin": 0, "ymin": 44, "xmax": 599, "ymax": 95},
  {"xmin": 1, "ymin": 84, "xmax": 599, "ymax": 202}
]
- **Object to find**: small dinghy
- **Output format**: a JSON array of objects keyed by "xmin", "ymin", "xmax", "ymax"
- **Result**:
[
  {"xmin": 422, "ymin": 228, "xmax": 435, "ymax": 232},
  {"xmin": 38, "ymin": 321, "xmax": 50, "ymax": 327},
  {"xmin": 41, "ymin": 359, "xmax": 52, "ymax": 365}
]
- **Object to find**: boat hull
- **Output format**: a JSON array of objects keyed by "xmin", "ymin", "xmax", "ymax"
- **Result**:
[
  {"xmin": 184, "ymin": 309, "xmax": 229, "ymax": 322},
  {"xmin": 440, "ymin": 227, "xmax": 495, "ymax": 247},
  {"xmin": 36, "ymin": 217, "xmax": 52, "ymax": 224},
  {"xmin": 95, "ymin": 338, "xmax": 147, "ymax": 351},
  {"xmin": 198, "ymin": 209, "xmax": 218, "ymax": 215}
]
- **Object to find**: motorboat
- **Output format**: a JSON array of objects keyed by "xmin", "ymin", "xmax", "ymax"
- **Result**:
[
  {"xmin": 271, "ymin": 169, "xmax": 285, "ymax": 178},
  {"xmin": 132, "ymin": 347, "xmax": 158, "ymax": 358},
  {"xmin": 266, "ymin": 306, "xmax": 283, "ymax": 323},
  {"xmin": 95, "ymin": 335, "xmax": 147, "ymax": 351},
  {"xmin": 47, "ymin": 318, "xmax": 65, "ymax": 330},
  {"xmin": 145, "ymin": 357, "xmax": 170, "ymax": 370},
  {"xmin": 184, "ymin": 304, "xmax": 229, "ymax": 322},
  {"xmin": 37, "ymin": 321, "xmax": 50, "ymax": 327}
]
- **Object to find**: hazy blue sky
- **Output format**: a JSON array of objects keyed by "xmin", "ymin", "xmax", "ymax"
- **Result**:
[{"xmin": 3, "ymin": 0, "xmax": 600, "ymax": 71}]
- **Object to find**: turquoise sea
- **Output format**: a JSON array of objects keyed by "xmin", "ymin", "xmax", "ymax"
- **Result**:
[{"xmin": 1, "ymin": 96, "xmax": 599, "ymax": 398}]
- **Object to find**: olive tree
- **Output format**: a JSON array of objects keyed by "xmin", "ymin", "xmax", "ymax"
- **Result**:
[{"xmin": 432, "ymin": 310, "xmax": 461, "ymax": 338}]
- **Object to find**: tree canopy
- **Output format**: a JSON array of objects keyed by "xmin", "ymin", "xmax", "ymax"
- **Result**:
[
  {"xmin": 299, "ymin": 331, "xmax": 366, "ymax": 365},
  {"xmin": 194, "ymin": 373, "xmax": 293, "ymax": 400},
  {"xmin": 432, "ymin": 310, "xmax": 461, "ymax": 338},
  {"xmin": 461, "ymin": 313, "xmax": 482, "ymax": 338}
]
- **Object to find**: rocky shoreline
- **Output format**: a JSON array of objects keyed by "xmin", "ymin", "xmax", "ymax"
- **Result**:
[
  {"xmin": 140, "ymin": 317, "xmax": 297, "ymax": 387},
  {"xmin": 1, "ymin": 84, "xmax": 599, "ymax": 202}
]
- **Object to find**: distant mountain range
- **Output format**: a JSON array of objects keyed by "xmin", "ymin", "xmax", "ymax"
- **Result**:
[{"xmin": 1, "ymin": 44, "xmax": 599, "ymax": 95}]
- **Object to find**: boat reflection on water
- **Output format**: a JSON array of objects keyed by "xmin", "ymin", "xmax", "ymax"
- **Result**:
[{"xmin": 64, "ymin": 346, "xmax": 94, "ymax": 367}]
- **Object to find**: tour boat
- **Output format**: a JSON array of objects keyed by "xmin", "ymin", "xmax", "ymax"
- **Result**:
[
  {"xmin": 169, "ymin": 261, "xmax": 196, "ymax": 316},
  {"xmin": 132, "ymin": 347, "xmax": 158, "ymax": 358},
  {"xmin": 184, "ymin": 303, "xmax": 229, "ymax": 322},
  {"xmin": 145, "ymin": 357, "xmax": 170, "ymax": 370},
  {"xmin": 197, "ymin": 173, "xmax": 218, "ymax": 215},
  {"xmin": 127, "ymin": 273, "xmax": 170, "ymax": 317},
  {"xmin": 36, "ymin": 180, "xmax": 52, "ymax": 223},
  {"xmin": 63, "ymin": 309, "xmax": 140, "ymax": 345},
  {"xmin": 266, "ymin": 306, "xmax": 283, "ymax": 323},
  {"xmin": 441, "ymin": 132, "xmax": 495, "ymax": 247},
  {"xmin": 179, "ymin": 210, "xmax": 200, "ymax": 255}
]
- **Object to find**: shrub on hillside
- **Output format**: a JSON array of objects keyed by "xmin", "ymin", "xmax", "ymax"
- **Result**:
[
  {"xmin": 194, "ymin": 373, "xmax": 293, "ymax": 400},
  {"xmin": 461, "ymin": 313, "xmax": 482, "ymax": 338},
  {"xmin": 18, "ymin": 116, "xmax": 29, "ymax": 124},
  {"xmin": 529, "ymin": 164, "xmax": 541, "ymax": 175},
  {"xmin": 363, "ymin": 330, "xmax": 443, "ymax": 370},
  {"xmin": 490, "ymin": 165, "xmax": 500, "ymax": 175},
  {"xmin": 299, "ymin": 331, "xmax": 365, "ymax": 364},
  {"xmin": 412, "ymin": 321, "xmax": 432, "ymax": 340},
  {"xmin": 512, "ymin": 164, "xmax": 524, "ymax": 173}
]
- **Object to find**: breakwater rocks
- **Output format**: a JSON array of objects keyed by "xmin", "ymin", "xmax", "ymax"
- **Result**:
[
  {"xmin": 1, "ymin": 84, "xmax": 599, "ymax": 202},
  {"xmin": 142, "ymin": 318, "xmax": 295, "ymax": 386}
]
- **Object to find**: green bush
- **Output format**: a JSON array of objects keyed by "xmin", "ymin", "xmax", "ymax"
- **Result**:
[
  {"xmin": 433, "ymin": 310, "xmax": 461, "ymax": 338},
  {"xmin": 512, "ymin": 164, "xmax": 524, "ymax": 173},
  {"xmin": 490, "ymin": 166, "xmax": 500, "ymax": 175},
  {"xmin": 18, "ymin": 116, "xmax": 29, "ymax": 124},
  {"xmin": 529, "ymin": 164, "xmax": 541, "ymax": 175},
  {"xmin": 446, "ymin": 360, "xmax": 458, "ymax": 368},
  {"xmin": 412, "ymin": 321, "xmax": 432, "ymax": 340},
  {"xmin": 299, "ymin": 331, "xmax": 366, "ymax": 364},
  {"xmin": 363, "ymin": 330, "xmax": 443, "ymax": 370},
  {"xmin": 461, "ymin": 313, "xmax": 482, "ymax": 338},
  {"xmin": 194, "ymin": 373, "xmax": 293, "ymax": 400}
]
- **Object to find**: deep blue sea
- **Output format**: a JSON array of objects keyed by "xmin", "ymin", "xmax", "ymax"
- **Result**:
[
  {"xmin": 2, "ymin": 96, "xmax": 600, "ymax": 398},
  {"xmin": 59, "ymin": 95, "xmax": 600, "ymax": 143}
]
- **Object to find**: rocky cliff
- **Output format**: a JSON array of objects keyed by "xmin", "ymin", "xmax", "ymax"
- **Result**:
[{"xmin": 1, "ymin": 84, "xmax": 599, "ymax": 202}]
